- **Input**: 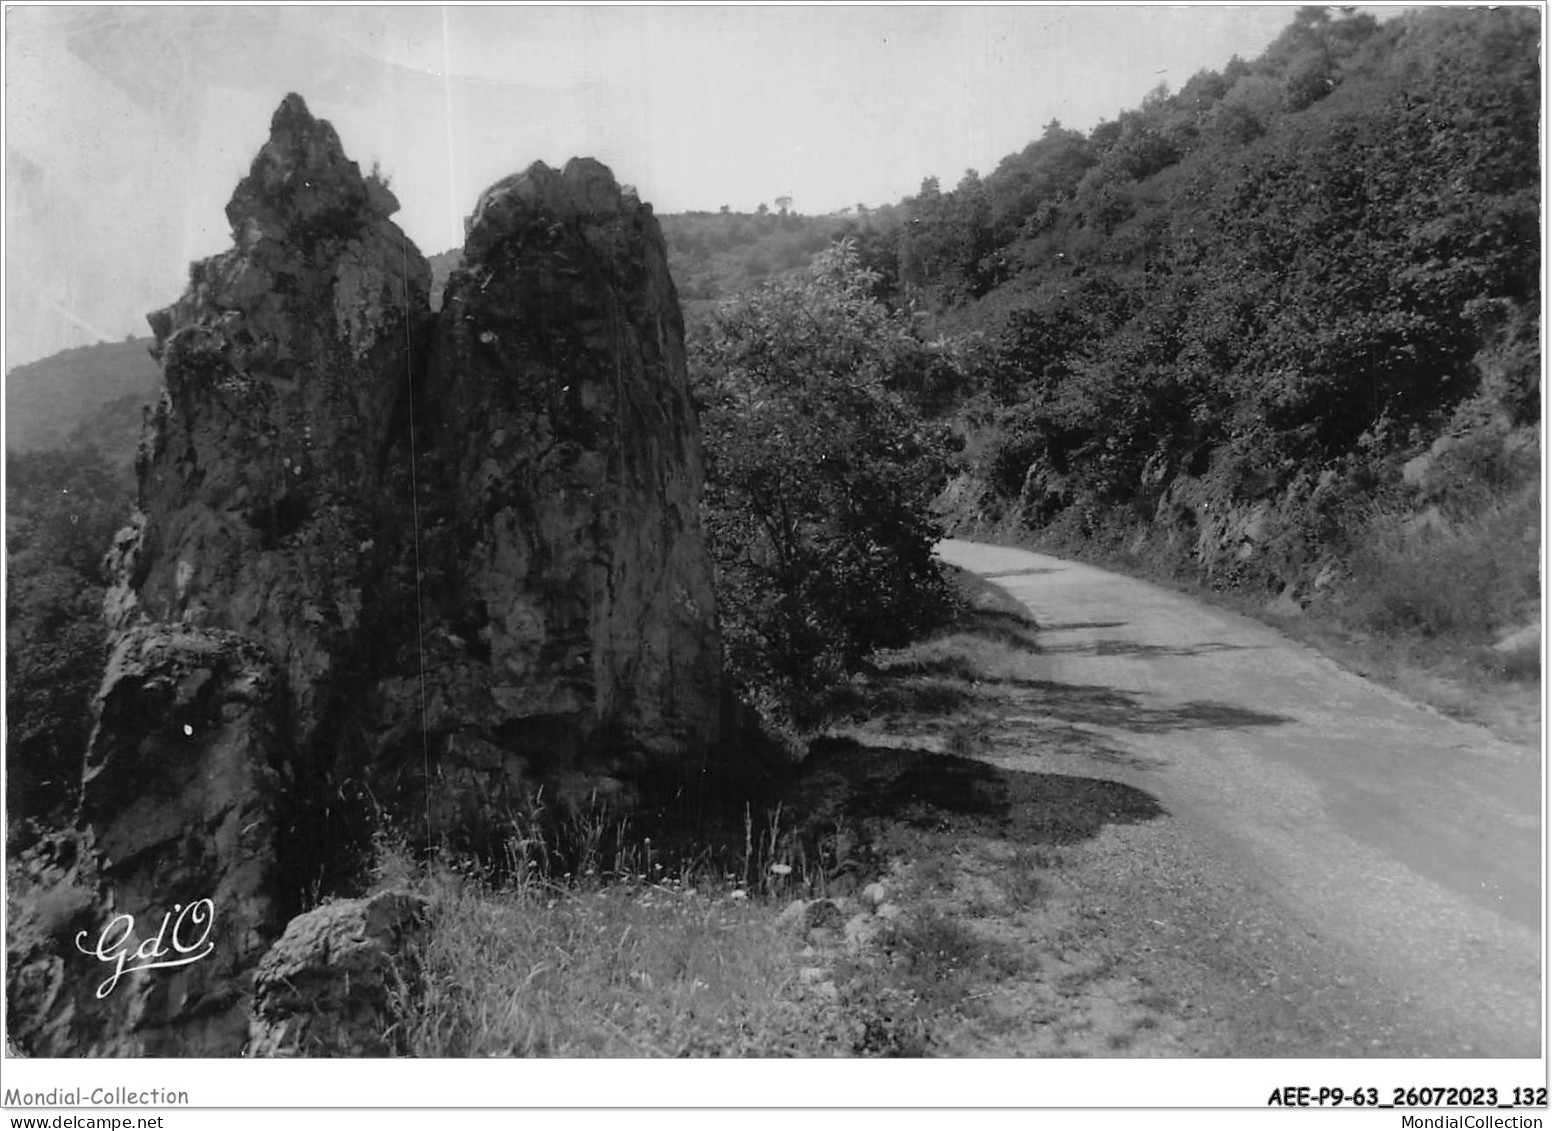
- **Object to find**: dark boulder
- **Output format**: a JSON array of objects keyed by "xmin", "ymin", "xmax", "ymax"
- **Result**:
[{"xmin": 247, "ymin": 891, "xmax": 430, "ymax": 1057}]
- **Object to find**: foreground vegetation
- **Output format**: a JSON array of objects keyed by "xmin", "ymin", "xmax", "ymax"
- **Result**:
[{"xmin": 375, "ymin": 821, "xmax": 835, "ymax": 1056}]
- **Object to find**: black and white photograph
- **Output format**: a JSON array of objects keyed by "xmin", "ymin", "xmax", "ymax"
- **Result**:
[{"xmin": 1, "ymin": 1, "xmax": 1542, "ymax": 1121}]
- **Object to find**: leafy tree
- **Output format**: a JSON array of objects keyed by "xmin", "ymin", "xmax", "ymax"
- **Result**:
[
  {"xmin": 898, "ymin": 172, "xmax": 997, "ymax": 303},
  {"xmin": 830, "ymin": 220, "xmax": 901, "ymax": 305},
  {"xmin": 986, "ymin": 120, "xmax": 1095, "ymax": 239},
  {"xmin": 690, "ymin": 241, "xmax": 954, "ymax": 722}
]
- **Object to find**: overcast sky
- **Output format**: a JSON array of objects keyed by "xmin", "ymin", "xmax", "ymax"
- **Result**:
[{"xmin": 5, "ymin": 4, "xmax": 1410, "ymax": 368}]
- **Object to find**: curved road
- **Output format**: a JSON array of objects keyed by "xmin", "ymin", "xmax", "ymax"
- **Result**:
[{"xmin": 938, "ymin": 539, "xmax": 1542, "ymax": 1057}]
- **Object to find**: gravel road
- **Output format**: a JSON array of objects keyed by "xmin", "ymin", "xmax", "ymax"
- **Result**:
[{"xmin": 937, "ymin": 539, "xmax": 1542, "ymax": 1057}]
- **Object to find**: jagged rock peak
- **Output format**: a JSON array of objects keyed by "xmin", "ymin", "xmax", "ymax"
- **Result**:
[
  {"xmin": 463, "ymin": 157, "xmax": 643, "ymax": 263},
  {"xmin": 224, "ymin": 92, "xmax": 399, "ymax": 243}
]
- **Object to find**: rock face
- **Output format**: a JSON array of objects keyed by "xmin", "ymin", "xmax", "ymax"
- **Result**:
[
  {"xmin": 367, "ymin": 159, "xmax": 722, "ymax": 833},
  {"xmin": 6, "ymin": 94, "xmax": 723, "ymax": 1056},
  {"xmin": 6, "ymin": 624, "xmax": 287, "ymax": 1055},
  {"xmin": 123, "ymin": 92, "xmax": 430, "ymax": 767},
  {"xmin": 80, "ymin": 626, "xmax": 289, "ymax": 1054},
  {"xmin": 6, "ymin": 832, "xmax": 113, "ymax": 1056}
]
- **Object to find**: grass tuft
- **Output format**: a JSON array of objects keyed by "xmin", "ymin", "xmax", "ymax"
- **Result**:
[{"xmin": 376, "ymin": 833, "xmax": 850, "ymax": 1057}]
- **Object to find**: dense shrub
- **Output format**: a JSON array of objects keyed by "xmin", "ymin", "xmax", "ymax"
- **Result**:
[
  {"xmin": 1337, "ymin": 486, "xmax": 1540, "ymax": 642},
  {"xmin": 691, "ymin": 241, "xmax": 955, "ymax": 724}
]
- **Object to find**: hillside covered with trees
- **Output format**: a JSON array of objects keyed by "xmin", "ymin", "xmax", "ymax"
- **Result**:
[
  {"xmin": 809, "ymin": 6, "xmax": 1539, "ymax": 667},
  {"xmin": 4, "ymin": 339, "xmax": 160, "ymax": 469},
  {"xmin": 659, "ymin": 207, "xmax": 849, "ymax": 303}
]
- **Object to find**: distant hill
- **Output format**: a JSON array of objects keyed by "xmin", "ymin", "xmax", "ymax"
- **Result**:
[
  {"xmin": 5, "ymin": 339, "xmax": 161, "ymax": 469},
  {"xmin": 657, "ymin": 210, "xmax": 846, "ymax": 299}
]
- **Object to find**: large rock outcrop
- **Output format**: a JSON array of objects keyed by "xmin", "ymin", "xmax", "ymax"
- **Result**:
[
  {"xmin": 122, "ymin": 92, "xmax": 430, "ymax": 765},
  {"xmin": 363, "ymin": 159, "xmax": 722, "ymax": 833},
  {"xmin": 7, "ymin": 94, "xmax": 723, "ymax": 1056}
]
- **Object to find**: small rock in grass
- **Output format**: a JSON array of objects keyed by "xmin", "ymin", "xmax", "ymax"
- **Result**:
[
  {"xmin": 1493, "ymin": 623, "xmax": 1539, "ymax": 655},
  {"xmin": 775, "ymin": 898, "xmax": 809, "ymax": 934},
  {"xmin": 802, "ymin": 898, "xmax": 846, "ymax": 930},
  {"xmin": 860, "ymin": 882, "xmax": 888, "ymax": 911},
  {"xmin": 249, "ymin": 891, "xmax": 430, "ymax": 1057}
]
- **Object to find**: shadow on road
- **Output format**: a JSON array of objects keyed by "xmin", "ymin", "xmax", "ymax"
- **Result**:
[
  {"xmin": 1041, "ymin": 639, "xmax": 1262, "ymax": 660},
  {"xmin": 960, "ymin": 608, "xmax": 1042, "ymax": 652},
  {"xmin": 844, "ymin": 640, "xmax": 1287, "ymax": 761},
  {"xmin": 1038, "ymin": 620, "xmax": 1130, "ymax": 632},
  {"xmin": 1017, "ymin": 720, "xmax": 1168, "ymax": 770},
  {"xmin": 797, "ymin": 737, "xmax": 1166, "ymax": 846},
  {"xmin": 984, "ymin": 677, "xmax": 1292, "ymax": 734}
]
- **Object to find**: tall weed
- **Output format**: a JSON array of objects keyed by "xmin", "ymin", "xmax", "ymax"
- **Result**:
[{"xmin": 1337, "ymin": 483, "xmax": 1539, "ymax": 644}]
